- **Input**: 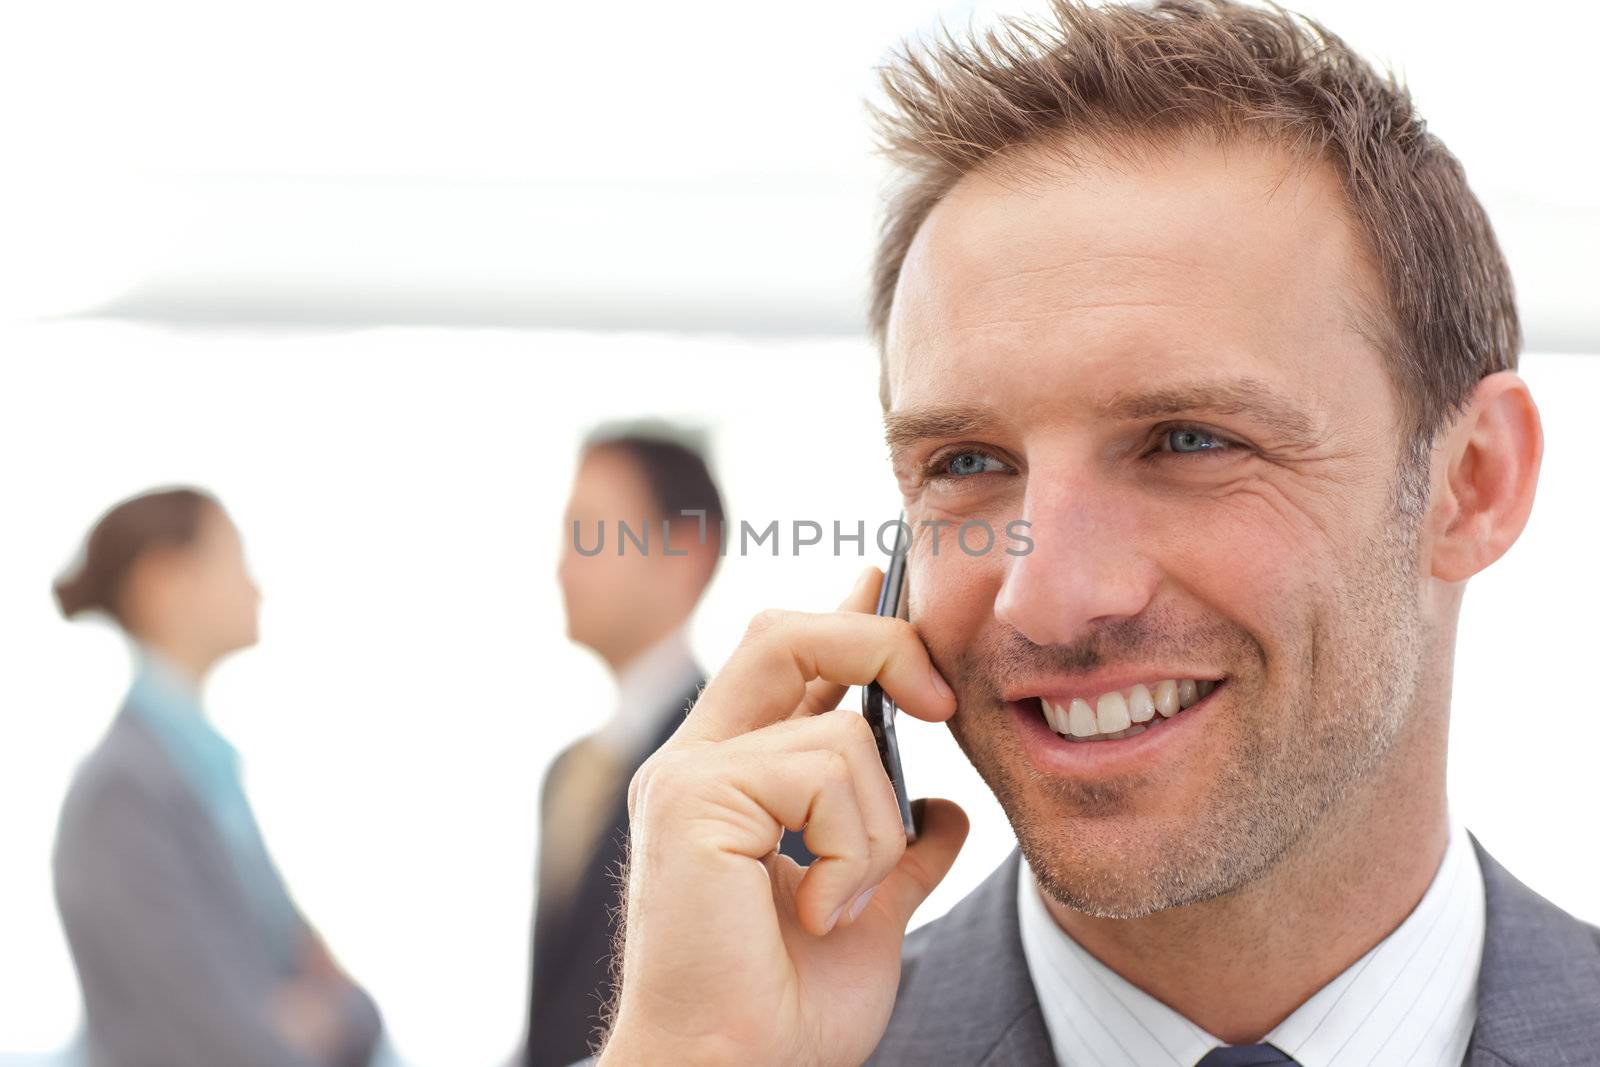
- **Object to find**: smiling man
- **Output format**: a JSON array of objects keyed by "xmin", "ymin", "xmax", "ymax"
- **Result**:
[{"xmin": 588, "ymin": 3, "xmax": 1598, "ymax": 1066}]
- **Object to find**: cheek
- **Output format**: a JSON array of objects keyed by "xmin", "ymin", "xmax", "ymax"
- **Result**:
[
  {"xmin": 1145, "ymin": 488, "xmax": 1338, "ymax": 684},
  {"xmin": 225, "ymin": 572, "xmax": 257, "ymax": 620},
  {"xmin": 567, "ymin": 554, "xmax": 624, "ymax": 595},
  {"xmin": 192, "ymin": 569, "xmax": 244, "ymax": 625},
  {"xmin": 1155, "ymin": 479, "xmax": 1348, "ymax": 598},
  {"xmin": 909, "ymin": 550, "xmax": 1005, "ymax": 662}
]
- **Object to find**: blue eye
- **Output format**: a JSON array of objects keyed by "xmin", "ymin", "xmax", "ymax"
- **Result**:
[
  {"xmin": 941, "ymin": 451, "xmax": 1006, "ymax": 478},
  {"xmin": 1162, "ymin": 427, "xmax": 1227, "ymax": 455}
]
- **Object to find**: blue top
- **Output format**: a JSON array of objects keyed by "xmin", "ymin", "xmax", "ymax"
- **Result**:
[{"xmin": 124, "ymin": 648, "xmax": 304, "ymax": 974}]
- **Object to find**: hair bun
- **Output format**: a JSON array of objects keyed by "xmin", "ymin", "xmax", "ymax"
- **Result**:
[{"xmin": 53, "ymin": 572, "xmax": 100, "ymax": 620}]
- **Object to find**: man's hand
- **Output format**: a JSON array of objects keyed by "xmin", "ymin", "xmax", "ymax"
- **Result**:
[{"xmin": 600, "ymin": 566, "xmax": 970, "ymax": 1066}]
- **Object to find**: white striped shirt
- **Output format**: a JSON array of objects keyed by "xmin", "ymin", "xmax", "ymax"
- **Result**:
[
  {"xmin": 1017, "ymin": 817, "xmax": 1485, "ymax": 1067},
  {"xmin": 594, "ymin": 625, "xmax": 701, "ymax": 765}
]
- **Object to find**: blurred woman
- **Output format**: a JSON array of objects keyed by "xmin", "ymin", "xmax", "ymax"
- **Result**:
[{"xmin": 51, "ymin": 486, "xmax": 383, "ymax": 1067}]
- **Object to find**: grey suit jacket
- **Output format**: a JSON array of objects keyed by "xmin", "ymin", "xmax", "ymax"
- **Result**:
[
  {"xmin": 865, "ymin": 836, "xmax": 1600, "ymax": 1066},
  {"xmin": 571, "ymin": 834, "xmax": 1599, "ymax": 1066},
  {"xmin": 53, "ymin": 708, "xmax": 382, "ymax": 1067}
]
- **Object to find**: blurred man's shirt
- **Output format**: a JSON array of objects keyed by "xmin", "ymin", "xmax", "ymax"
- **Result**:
[{"xmin": 595, "ymin": 625, "xmax": 702, "ymax": 763}]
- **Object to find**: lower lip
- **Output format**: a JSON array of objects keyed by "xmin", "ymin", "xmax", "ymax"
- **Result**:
[{"xmin": 1008, "ymin": 683, "xmax": 1225, "ymax": 778}]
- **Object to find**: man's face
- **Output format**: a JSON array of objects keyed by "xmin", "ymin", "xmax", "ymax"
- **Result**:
[
  {"xmin": 883, "ymin": 137, "xmax": 1431, "ymax": 918},
  {"xmin": 558, "ymin": 447, "xmax": 665, "ymax": 661}
]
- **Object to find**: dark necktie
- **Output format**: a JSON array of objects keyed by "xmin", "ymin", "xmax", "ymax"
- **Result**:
[{"xmin": 1194, "ymin": 1045, "xmax": 1302, "ymax": 1067}]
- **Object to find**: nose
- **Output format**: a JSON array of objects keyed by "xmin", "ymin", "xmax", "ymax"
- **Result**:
[{"xmin": 994, "ymin": 474, "xmax": 1161, "ymax": 647}]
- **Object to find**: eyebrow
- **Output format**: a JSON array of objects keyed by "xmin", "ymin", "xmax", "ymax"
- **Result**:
[
  {"xmin": 882, "ymin": 376, "xmax": 1317, "ymax": 455},
  {"xmin": 882, "ymin": 407, "xmax": 1006, "ymax": 457},
  {"xmin": 1098, "ymin": 378, "xmax": 1317, "ymax": 442}
]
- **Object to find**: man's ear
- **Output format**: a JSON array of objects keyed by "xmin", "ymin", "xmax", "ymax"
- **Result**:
[{"xmin": 1426, "ymin": 370, "xmax": 1543, "ymax": 583}]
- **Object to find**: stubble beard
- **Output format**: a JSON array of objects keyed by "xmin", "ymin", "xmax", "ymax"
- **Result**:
[{"xmin": 940, "ymin": 500, "xmax": 1427, "ymax": 919}]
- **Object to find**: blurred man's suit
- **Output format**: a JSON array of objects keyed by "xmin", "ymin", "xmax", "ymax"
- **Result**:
[{"xmin": 524, "ymin": 629, "xmax": 814, "ymax": 1067}]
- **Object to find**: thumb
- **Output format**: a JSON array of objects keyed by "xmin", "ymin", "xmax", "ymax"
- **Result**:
[{"xmin": 872, "ymin": 798, "xmax": 969, "ymax": 929}]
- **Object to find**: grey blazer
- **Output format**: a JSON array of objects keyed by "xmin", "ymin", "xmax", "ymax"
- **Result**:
[
  {"xmin": 53, "ymin": 708, "xmax": 382, "ymax": 1067},
  {"xmin": 570, "ymin": 834, "xmax": 1599, "ymax": 1066},
  {"xmin": 865, "ymin": 837, "xmax": 1600, "ymax": 1066}
]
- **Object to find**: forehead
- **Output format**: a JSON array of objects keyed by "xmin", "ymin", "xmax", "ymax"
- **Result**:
[
  {"xmin": 189, "ymin": 505, "xmax": 244, "ymax": 564},
  {"xmin": 198, "ymin": 503, "xmax": 236, "ymax": 541},
  {"xmin": 567, "ymin": 446, "xmax": 655, "ymax": 515},
  {"xmin": 883, "ymin": 136, "xmax": 1387, "ymax": 420}
]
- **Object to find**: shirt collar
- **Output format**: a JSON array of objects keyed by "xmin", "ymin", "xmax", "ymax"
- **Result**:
[
  {"xmin": 1017, "ymin": 816, "xmax": 1485, "ymax": 1067},
  {"xmin": 593, "ymin": 626, "xmax": 702, "ymax": 764},
  {"xmin": 129, "ymin": 644, "xmax": 204, "ymax": 713},
  {"xmin": 125, "ymin": 644, "xmax": 241, "ymax": 782}
]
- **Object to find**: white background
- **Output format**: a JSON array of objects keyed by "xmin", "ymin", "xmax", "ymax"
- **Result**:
[
  {"xmin": 3, "ymin": 328, "xmax": 1597, "ymax": 1065},
  {"xmin": 2, "ymin": 0, "xmax": 1597, "ymax": 342},
  {"xmin": 2, "ymin": 0, "xmax": 1597, "ymax": 1063}
]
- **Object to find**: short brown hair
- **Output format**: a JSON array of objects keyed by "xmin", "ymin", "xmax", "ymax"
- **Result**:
[
  {"xmin": 581, "ymin": 420, "xmax": 724, "ymax": 536},
  {"xmin": 869, "ymin": 0, "xmax": 1518, "ymax": 473},
  {"xmin": 581, "ymin": 420, "xmax": 725, "ymax": 580}
]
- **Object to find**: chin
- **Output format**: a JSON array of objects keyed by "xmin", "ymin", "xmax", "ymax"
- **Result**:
[
  {"xmin": 1012, "ymin": 808, "xmax": 1218, "ymax": 918},
  {"xmin": 1012, "ymin": 773, "xmax": 1312, "ymax": 921}
]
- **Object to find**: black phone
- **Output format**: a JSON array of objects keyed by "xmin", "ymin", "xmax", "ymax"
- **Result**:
[{"xmin": 862, "ymin": 518, "xmax": 919, "ymax": 842}]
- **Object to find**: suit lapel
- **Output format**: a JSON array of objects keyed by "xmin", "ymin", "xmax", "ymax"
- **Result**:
[
  {"xmin": 878, "ymin": 839, "xmax": 1600, "ymax": 1067},
  {"xmin": 1463, "ymin": 834, "xmax": 1600, "ymax": 1065},
  {"xmin": 538, "ymin": 814, "xmax": 1599, "ymax": 1066},
  {"xmin": 868, "ymin": 849, "xmax": 1055, "ymax": 1066}
]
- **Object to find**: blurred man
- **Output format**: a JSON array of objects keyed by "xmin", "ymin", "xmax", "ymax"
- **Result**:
[
  {"xmin": 523, "ymin": 423, "xmax": 811, "ymax": 1067},
  {"xmin": 592, "ymin": 3, "xmax": 1597, "ymax": 1066}
]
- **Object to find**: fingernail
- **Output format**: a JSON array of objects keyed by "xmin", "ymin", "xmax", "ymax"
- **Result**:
[
  {"xmin": 929, "ymin": 666, "xmax": 954, "ymax": 699},
  {"xmin": 848, "ymin": 885, "xmax": 878, "ymax": 922}
]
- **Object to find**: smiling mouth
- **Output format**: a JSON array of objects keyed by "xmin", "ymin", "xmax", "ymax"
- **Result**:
[{"xmin": 1028, "ymin": 678, "xmax": 1222, "ymax": 742}]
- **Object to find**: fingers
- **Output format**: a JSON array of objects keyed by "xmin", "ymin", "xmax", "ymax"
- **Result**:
[
  {"xmin": 681, "ymin": 600, "xmax": 955, "ymax": 745},
  {"xmin": 840, "ymin": 564, "xmax": 886, "ymax": 614},
  {"xmin": 625, "ymin": 567, "xmax": 961, "ymax": 952},
  {"xmin": 751, "ymin": 709, "xmax": 911, "ymax": 932},
  {"xmin": 768, "ymin": 748, "xmax": 872, "ymax": 933},
  {"xmin": 858, "ymin": 799, "xmax": 969, "ymax": 933},
  {"xmin": 791, "ymin": 567, "xmax": 885, "ymax": 719},
  {"xmin": 633, "ymin": 706, "xmax": 913, "ymax": 938}
]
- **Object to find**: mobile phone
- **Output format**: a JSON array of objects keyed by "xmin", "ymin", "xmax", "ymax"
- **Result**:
[{"xmin": 862, "ymin": 519, "xmax": 919, "ymax": 842}]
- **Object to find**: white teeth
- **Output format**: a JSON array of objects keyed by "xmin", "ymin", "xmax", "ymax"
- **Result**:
[
  {"xmin": 1068, "ymin": 698, "xmax": 1097, "ymax": 738},
  {"xmin": 1043, "ymin": 699, "xmax": 1070, "ymax": 734},
  {"xmin": 1096, "ymin": 690, "xmax": 1130, "ymax": 733},
  {"xmin": 1038, "ymin": 677, "xmax": 1219, "ymax": 739},
  {"xmin": 1127, "ymin": 684, "xmax": 1155, "ymax": 723}
]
